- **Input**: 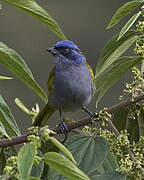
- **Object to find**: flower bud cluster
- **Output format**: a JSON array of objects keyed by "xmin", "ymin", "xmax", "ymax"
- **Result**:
[
  {"xmin": 82, "ymin": 126, "xmax": 98, "ymax": 135},
  {"xmin": 27, "ymin": 134, "xmax": 41, "ymax": 148},
  {"xmin": 3, "ymin": 156, "xmax": 18, "ymax": 179},
  {"xmin": 120, "ymin": 67, "xmax": 144, "ymax": 100},
  {"xmin": 134, "ymin": 37, "xmax": 144, "ymax": 56},
  {"xmin": 93, "ymin": 108, "xmax": 111, "ymax": 126},
  {"xmin": 136, "ymin": 21, "xmax": 144, "ymax": 34},
  {"xmin": 134, "ymin": 18, "xmax": 144, "ymax": 56},
  {"xmin": 99, "ymin": 129, "xmax": 144, "ymax": 178}
]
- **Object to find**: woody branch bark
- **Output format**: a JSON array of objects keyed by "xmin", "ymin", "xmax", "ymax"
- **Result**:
[{"xmin": 0, "ymin": 93, "xmax": 144, "ymax": 148}]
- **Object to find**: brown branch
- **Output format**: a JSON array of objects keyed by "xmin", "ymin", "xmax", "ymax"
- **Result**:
[{"xmin": 0, "ymin": 93, "xmax": 144, "ymax": 148}]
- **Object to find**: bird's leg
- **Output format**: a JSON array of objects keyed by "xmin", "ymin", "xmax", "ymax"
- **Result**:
[
  {"xmin": 58, "ymin": 110, "xmax": 68, "ymax": 133},
  {"xmin": 81, "ymin": 106, "xmax": 95, "ymax": 126},
  {"xmin": 81, "ymin": 106, "xmax": 94, "ymax": 117},
  {"xmin": 58, "ymin": 110, "xmax": 68, "ymax": 143}
]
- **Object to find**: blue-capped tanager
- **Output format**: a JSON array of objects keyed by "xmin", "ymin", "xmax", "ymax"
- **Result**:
[{"xmin": 33, "ymin": 40, "xmax": 95, "ymax": 131}]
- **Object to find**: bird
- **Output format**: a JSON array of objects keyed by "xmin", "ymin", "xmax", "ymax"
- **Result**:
[{"xmin": 33, "ymin": 40, "xmax": 95, "ymax": 132}]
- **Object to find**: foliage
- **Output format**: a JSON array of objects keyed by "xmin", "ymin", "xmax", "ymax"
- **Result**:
[{"xmin": 0, "ymin": 0, "xmax": 144, "ymax": 180}]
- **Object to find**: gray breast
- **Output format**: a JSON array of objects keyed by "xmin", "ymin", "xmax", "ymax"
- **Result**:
[{"xmin": 49, "ymin": 61, "xmax": 93, "ymax": 111}]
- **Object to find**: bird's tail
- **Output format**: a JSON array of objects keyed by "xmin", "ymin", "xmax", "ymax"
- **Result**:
[{"xmin": 33, "ymin": 103, "xmax": 55, "ymax": 127}]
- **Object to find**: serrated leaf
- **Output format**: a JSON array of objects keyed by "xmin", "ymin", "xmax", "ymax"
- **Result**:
[
  {"xmin": 113, "ymin": 108, "xmax": 129, "ymax": 132},
  {"xmin": 0, "ymin": 42, "xmax": 48, "ymax": 103},
  {"xmin": 0, "ymin": 95, "xmax": 21, "ymax": 136},
  {"xmin": 107, "ymin": 1, "xmax": 144, "ymax": 29},
  {"xmin": 117, "ymin": 11, "xmax": 142, "ymax": 40},
  {"xmin": 2, "ymin": 0, "xmax": 66, "ymax": 40},
  {"xmin": 43, "ymin": 152, "xmax": 90, "ymax": 180},
  {"xmin": 48, "ymin": 137, "xmax": 76, "ymax": 164},
  {"xmin": 95, "ymin": 56, "xmax": 143, "ymax": 104},
  {"xmin": 90, "ymin": 171, "xmax": 126, "ymax": 180},
  {"xmin": 17, "ymin": 143, "xmax": 37, "ymax": 180},
  {"xmin": 0, "ymin": 75, "xmax": 12, "ymax": 80},
  {"xmin": 96, "ymin": 31, "xmax": 138, "ymax": 74}
]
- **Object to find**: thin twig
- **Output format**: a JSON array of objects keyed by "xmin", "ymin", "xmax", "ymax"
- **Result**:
[{"xmin": 0, "ymin": 93, "xmax": 144, "ymax": 149}]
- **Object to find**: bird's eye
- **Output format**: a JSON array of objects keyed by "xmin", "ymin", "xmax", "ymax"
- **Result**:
[{"xmin": 63, "ymin": 48, "xmax": 69, "ymax": 53}]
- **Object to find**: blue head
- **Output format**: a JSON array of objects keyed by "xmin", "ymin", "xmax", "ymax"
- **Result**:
[{"xmin": 47, "ymin": 40, "xmax": 85, "ymax": 64}]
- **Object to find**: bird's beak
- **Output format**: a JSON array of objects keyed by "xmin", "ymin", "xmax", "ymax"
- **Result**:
[{"xmin": 47, "ymin": 47, "xmax": 59, "ymax": 55}]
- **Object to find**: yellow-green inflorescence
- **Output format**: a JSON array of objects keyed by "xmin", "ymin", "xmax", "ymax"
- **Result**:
[
  {"xmin": 136, "ymin": 21, "xmax": 144, "ymax": 34},
  {"xmin": 27, "ymin": 126, "xmax": 41, "ymax": 148},
  {"xmin": 134, "ymin": 37, "xmax": 144, "ymax": 57},
  {"xmin": 3, "ymin": 156, "xmax": 18, "ymax": 179},
  {"xmin": 93, "ymin": 108, "xmax": 111, "ymax": 126},
  {"xmin": 39, "ymin": 125, "xmax": 56, "ymax": 142},
  {"xmin": 120, "ymin": 67, "xmax": 144, "ymax": 101},
  {"xmin": 134, "ymin": 19, "xmax": 144, "ymax": 57},
  {"xmin": 99, "ymin": 129, "xmax": 144, "ymax": 179},
  {"xmin": 33, "ymin": 155, "xmax": 42, "ymax": 166},
  {"xmin": 83, "ymin": 109, "xmax": 111, "ymax": 135}
]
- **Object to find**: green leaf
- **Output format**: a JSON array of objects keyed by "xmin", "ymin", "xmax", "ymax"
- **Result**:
[
  {"xmin": 117, "ymin": 11, "xmax": 142, "ymax": 40},
  {"xmin": 0, "ymin": 95, "xmax": 21, "ymax": 136},
  {"xmin": 88, "ymin": 151, "xmax": 119, "ymax": 177},
  {"xmin": 2, "ymin": 0, "xmax": 66, "ymax": 40},
  {"xmin": 41, "ymin": 140, "xmax": 60, "ymax": 179},
  {"xmin": 30, "ymin": 151, "xmax": 44, "ymax": 178},
  {"xmin": 30, "ymin": 162, "xmax": 44, "ymax": 178},
  {"xmin": 41, "ymin": 140, "xmax": 60, "ymax": 154},
  {"xmin": 107, "ymin": 1, "xmax": 144, "ymax": 29},
  {"xmin": 48, "ymin": 137, "xmax": 76, "ymax": 164},
  {"xmin": 0, "ymin": 121, "xmax": 10, "ymax": 139},
  {"xmin": 113, "ymin": 108, "xmax": 129, "ymax": 132},
  {"xmin": 0, "ymin": 42, "xmax": 48, "ymax": 103},
  {"xmin": 15, "ymin": 98, "xmax": 31, "ymax": 115},
  {"xmin": 17, "ymin": 143, "xmax": 37, "ymax": 180},
  {"xmin": 90, "ymin": 171, "xmax": 126, "ymax": 180},
  {"xmin": 65, "ymin": 135, "xmax": 109, "ymax": 173},
  {"xmin": 0, "ymin": 3, "xmax": 2, "ymax": 10},
  {"xmin": 47, "ymin": 135, "xmax": 119, "ymax": 180},
  {"xmin": 96, "ymin": 31, "xmax": 138, "ymax": 74},
  {"xmin": 100, "ymin": 152, "xmax": 119, "ymax": 173},
  {"xmin": 43, "ymin": 152, "xmax": 90, "ymax": 180},
  {"xmin": 0, "ymin": 75, "xmax": 12, "ymax": 80},
  {"xmin": 29, "ymin": 177, "xmax": 41, "ymax": 180},
  {"xmin": 95, "ymin": 56, "xmax": 143, "ymax": 104}
]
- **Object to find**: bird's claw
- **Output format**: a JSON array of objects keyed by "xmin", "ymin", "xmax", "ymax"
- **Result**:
[
  {"xmin": 59, "ymin": 122, "xmax": 68, "ymax": 134},
  {"xmin": 58, "ymin": 122, "xmax": 68, "ymax": 143}
]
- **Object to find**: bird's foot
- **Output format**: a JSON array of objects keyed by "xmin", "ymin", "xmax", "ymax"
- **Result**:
[
  {"xmin": 58, "ymin": 121, "xmax": 68, "ymax": 143},
  {"xmin": 59, "ymin": 121, "xmax": 68, "ymax": 134}
]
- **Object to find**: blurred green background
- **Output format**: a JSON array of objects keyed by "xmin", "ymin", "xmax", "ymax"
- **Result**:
[{"xmin": 0, "ymin": 0, "xmax": 132, "ymax": 132}]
